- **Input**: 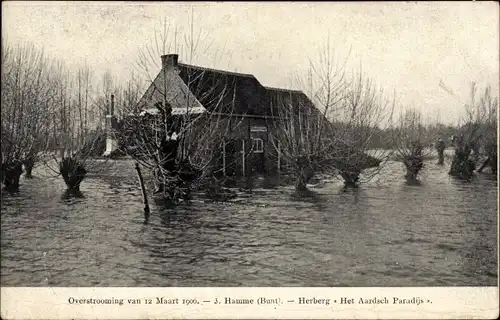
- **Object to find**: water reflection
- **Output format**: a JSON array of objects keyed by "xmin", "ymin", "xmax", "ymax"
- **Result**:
[
  {"xmin": 0, "ymin": 159, "xmax": 497, "ymax": 287},
  {"xmin": 61, "ymin": 189, "xmax": 85, "ymax": 200},
  {"xmin": 290, "ymin": 188, "xmax": 322, "ymax": 201},
  {"xmin": 404, "ymin": 179, "xmax": 423, "ymax": 186},
  {"xmin": 158, "ymin": 207, "xmax": 198, "ymax": 229},
  {"xmin": 1, "ymin": 188, "xmax": 21, "ymax": 197}
]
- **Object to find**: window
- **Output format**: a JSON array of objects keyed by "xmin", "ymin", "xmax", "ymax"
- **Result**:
[
  {"xmin": 250, "ymin": 126, "xmax": 267, "ymax": 132},
  {"xmin": 252, "ymin": 138, "xmax": 264, "ymax": 153}
]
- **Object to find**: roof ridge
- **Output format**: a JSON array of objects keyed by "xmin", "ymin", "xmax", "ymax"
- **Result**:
[
  {"xmin": 264, "ymin": 86, "xmax": 304, "ymax": 94},
  {"xmin": 178, "ymin": 63, "xmax": 256, "ymax": 78}
]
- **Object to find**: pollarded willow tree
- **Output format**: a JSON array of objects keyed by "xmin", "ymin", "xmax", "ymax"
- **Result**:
[
  {"xmin": 450, "ymin": 83, "xmax": 498, "ymax": 178},
  {"xmin": 476, "ymin": 86, "xmax": 498, "ymax": 175},
  {"xmin": 40, "ymin": 61, "xmax": 112, "ymax": 194},
  {"xmin": 328, "ymin": 70, "xmax": 394, "ymax": 187},
  {"xmin": 1, "ymin": 42, "xmax": 56, "ymax": 191},
  {"xmin": 267, "ymin": 87, "xmax": 337, "ymax": 192},
  {"xmin": 115, "ymin": 10, "xmax": 238, "ymax": 202},
  {"xmin": 268, "ymin": 38, "xmax": 391, "ymax": 190},
  {"xmin": 267, "ymin": 39, "xmax": 348, "ymax": 192},
  {"xmin": 390, "ymin": 108, "xmax": 433, "ymax": 181}
]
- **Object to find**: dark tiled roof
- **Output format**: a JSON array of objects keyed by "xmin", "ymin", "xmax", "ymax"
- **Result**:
[
  {"xmin": 178, "ymin": 63, "xmax": 255, "ymax": 78},
  {"xmin": 177, "ymin": 63, "xmax": 271, "ymax": 116},
  {"xmin": 137, "ymin": 59, "xmax": 319, "ymax": 118},
  {"xmin": 265, "ymin": 86, "xmax": 324, "ymax": 121}
]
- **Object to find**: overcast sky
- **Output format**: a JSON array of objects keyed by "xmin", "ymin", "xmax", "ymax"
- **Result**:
[{"xmin": 2, "ymin": 1, "xmax": 499, "ymax": 125}]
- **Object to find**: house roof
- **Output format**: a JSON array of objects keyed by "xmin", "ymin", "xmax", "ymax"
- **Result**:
[
  {"xmin": 136, "ymin": 68, "xmax": 206, "ymax": 115},
  {"xmin": 265, "ymin": 86, "xmax": 321, "ymax": 118},
  {"xmin": 136, "ymin": 58, "xmax": 318, "ymax": 118},
  {"xmin": 178, "ymin": 63, "xmax": 255, "ymax": 78},
  {"xmin": 177, "ymin": 63, "xmax": 271, "ymax": 116}
]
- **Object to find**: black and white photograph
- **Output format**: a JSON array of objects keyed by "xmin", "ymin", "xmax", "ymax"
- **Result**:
[{"xmin": 1, "ymin": 0, "xmax": 498, "ymax": 299}]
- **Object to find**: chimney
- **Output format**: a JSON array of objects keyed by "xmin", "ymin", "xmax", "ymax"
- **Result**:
[
  {"xmin": 161, "ymin": 54, "xmax": 179, "ymax": 69},
  {"xmin": 110, "ymin": 94, "xmax": 115, "ymax": 116}
]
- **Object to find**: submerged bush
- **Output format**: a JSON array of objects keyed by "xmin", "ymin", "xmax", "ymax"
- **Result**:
[
  {"xmin": 2, "ymin": 160, "xmax": 23, "ymax": 191},
  {"xmin": 59, "ymin": 157, "xmax": 87, "ymax": 191},
  {"xmin": 449, "ymin": 136, "xmax": 476, "ymax": 179},
  {"xmin": 339, "ymin": 168, "xmax": 361, "ymax": 188}
]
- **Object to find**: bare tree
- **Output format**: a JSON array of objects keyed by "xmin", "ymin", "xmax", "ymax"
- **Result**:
[
  {"xmin": 450, "ymin": 83, "xmax": 498, "ymax": 178},
  {"xmin": 117, "ymin": 72, "xmax": 143, "ymax": 117},
  {"xmin": 268, "ymin": 88, "xmax": 336, "ymax": 192},
  {"xmin": 268, "ymin": 39, "xmax": 390, "ymax": 191},
  {"xmin": 477, "ymin": 86, "xmax": 498, "ymax": 175},
  {"xmin": 1, "ymin": 42, "xmax": 56, "ymax": 190},
  {"xmin": 114, "ymin": 9, "xmax": 237, "ymax": 202},
  {"xmin": 266, "ymin": 38, "xmax": 351, "ymax": 192},
  {"xmin": 36, "ymin": 60, "xmax": 112, "ymax": 195},
  {"xmin": 328, "ymin": 70, "xmax": 393, "ymax": 187},
  {"xmin": 390, "ymin": 108, "xmax": 433, "ymax": 181}
]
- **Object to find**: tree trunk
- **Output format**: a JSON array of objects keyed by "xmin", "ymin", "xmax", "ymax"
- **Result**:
[
  {"xmin": 404, "ymin": 156, "xmax": 423, "ymax": 181},
  {"xmin": 59, "ymin": 157, "xmax": 87, "ymax": 192},
  {"xmin": 340, "ymin": 170, "xmax": 360, "ymax": 188},
  {"xmin": 294, "ymin": 157, "xmax": 314, "ymax": 192},
  {"xmin": 405, "ymin": 169, "xmax": 417, "ymax": 181},
  {"xmin": 492, "ymin": 155, "xmax": 497, "ymax": 175},
  {"xmin": 23, "ymin": 158, "xmax": 35, "ymax": 179},
  {"xmin": 449, "ymin": 139, "xmax": 476, "ymax": 179},
  {"xmin": 134, "ymin": 162, "xmax": 150, "ymax": 214},
  {"xmin": 2, "ymin": 161, "xmax": 23, "ymax": 191},
  {"xmin": 295, "ymin": 173, "xmax": 308, "ymax": 191},
  {"xmin": 449, "ymin": 152, "xmax": 475, "ymax": 179}
]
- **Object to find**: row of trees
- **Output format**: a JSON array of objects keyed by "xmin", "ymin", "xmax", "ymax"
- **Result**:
[
  {"xmin": 0, "ymin": 41, "xmax": 145, "ymax": 194},
  {"xmin": 385, "ymin": 83, "xmax": 497, "ymax": 182},
  {"xmin": 2, "ymin": 17, "xmax": 497, "ymax": 201},
  {"xmin": 1, "ymin": 13, "xmax": 243, "ymax": 202},
  {"xmin": 269, "ymin": 75, "xmax": 497, "ymax": 190}
]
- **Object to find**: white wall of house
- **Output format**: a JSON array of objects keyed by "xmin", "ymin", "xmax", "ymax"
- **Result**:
[{"xmin": 102, "ymin": 114, "xmax": 118, "ymax": 156}]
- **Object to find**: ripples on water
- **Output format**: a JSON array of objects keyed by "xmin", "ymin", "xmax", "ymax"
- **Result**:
[{"xmin": 1, "ymin": 158, "xmax": 497, "ymax": 287}]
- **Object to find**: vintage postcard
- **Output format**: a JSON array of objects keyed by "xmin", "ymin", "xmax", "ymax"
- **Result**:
[{"xmin": 1, "ymin": 1, "xmax": 499, "ymax": 319}]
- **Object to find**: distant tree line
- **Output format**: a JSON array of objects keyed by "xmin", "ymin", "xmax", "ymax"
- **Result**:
[
  {"xmin": 364, "ymin": 123, "xmax": 458, "ymax": 150},
  {"xmin": 2, "ymin": 26, "xmax": 497, "ymax": 206}
]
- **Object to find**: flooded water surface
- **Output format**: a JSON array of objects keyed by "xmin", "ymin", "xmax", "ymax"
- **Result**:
[{"xmin": 1, "ymin": 158, "xmax": 497, "ymax": 287}]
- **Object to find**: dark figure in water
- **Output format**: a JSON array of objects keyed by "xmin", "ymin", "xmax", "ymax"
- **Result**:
[{"xmin": 435, "ymin": 138, "xmax": 446, "ymax": 165}]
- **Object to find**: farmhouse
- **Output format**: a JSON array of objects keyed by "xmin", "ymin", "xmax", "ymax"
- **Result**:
[{"xmin": 104, "ymin": 54, "xmax": 380, "ymax": 178}]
